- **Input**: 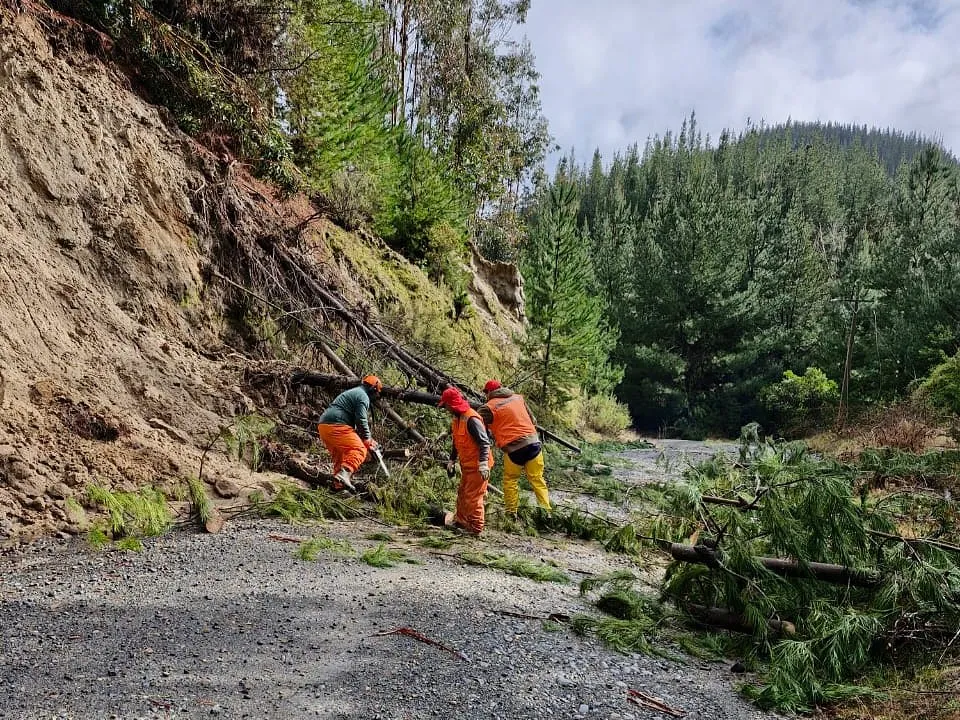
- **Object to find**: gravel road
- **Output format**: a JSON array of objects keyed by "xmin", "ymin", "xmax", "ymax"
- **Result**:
[{"xmin": 0, "ymin": 441, "xmax": 780, "ymax": 720}]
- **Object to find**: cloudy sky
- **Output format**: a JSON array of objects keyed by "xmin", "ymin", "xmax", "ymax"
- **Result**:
[{"xmin": 522, "ymin": 0, "xmax": 960, "ymax": 164}]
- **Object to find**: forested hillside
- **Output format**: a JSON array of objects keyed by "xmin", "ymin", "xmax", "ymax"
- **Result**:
[
  {"xmin": 759, "ymin": 120, "xmax": 955, "ymax": 176},
  {"xmin": 40, "ymin": 0, "xmax": 960, "ymax": 440},
  {"xmin": 526, "ymin": 116, "xmax": 960, "ymax": 436},
  {"xmin": 48, "ymin": 0, "xmax": 549, "ymax": 282}
]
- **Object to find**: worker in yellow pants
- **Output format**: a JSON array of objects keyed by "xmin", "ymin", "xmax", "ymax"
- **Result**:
[
  {"xmin": 479, "ymin": 379, "xmax": 551, "ymax": 516},
  {"xmin": 501, "ymin": 448, "xmax": 548, "ymax": 513}
]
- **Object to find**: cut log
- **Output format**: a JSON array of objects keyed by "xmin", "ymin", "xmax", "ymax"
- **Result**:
[
  {"xmin": 204, "ymin": 509, "xmax": 225, "ymax": 534},
  {"xmin": 290, "ymin": 370, "xmax": 582, "ymax": 455},
  {"xmin": 666, "ymin": 542, "xmax": 881, "ymax": 587},
  {"xmin": 686, "ymin": 603, "xmax": 796, "ymax": 637}
]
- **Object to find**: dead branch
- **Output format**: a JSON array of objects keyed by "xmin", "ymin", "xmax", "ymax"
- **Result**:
[
  {"xmin": 373, "ymin": 626, "xmax": 469, "ymax": 662},
  {"xmin": 626, "ymin": 689, "xmax": 684, "ymax": 717},
  {"xmin": 490, "ymin": 609, "xmax": 571, "ymax": 623},
  {"xmin": 268, "ymin": 532, "xmax": 306, "ymax": 544}
]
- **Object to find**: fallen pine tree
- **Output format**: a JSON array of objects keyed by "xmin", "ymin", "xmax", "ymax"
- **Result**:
[{"xmin": 575, "ymin": 427, "xmax": 960, "ymax": 713}]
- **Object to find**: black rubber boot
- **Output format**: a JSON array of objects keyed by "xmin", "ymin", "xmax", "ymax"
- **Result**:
[{"xmin": 427, "ymin": 505, "xmax": 447, "ymax": 526}]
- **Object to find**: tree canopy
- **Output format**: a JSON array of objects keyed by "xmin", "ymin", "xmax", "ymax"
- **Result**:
[{"xmin": 531, "ymin": 117, "xmax": 960, "ymax": 435}]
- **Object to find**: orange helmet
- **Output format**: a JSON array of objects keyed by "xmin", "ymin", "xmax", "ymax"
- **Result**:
[{"xmin": 362, "ymin": 374, "xmax": 383, "ymax": 393}]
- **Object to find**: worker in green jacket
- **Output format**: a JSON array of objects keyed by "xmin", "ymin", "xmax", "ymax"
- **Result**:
[{"xmin": 317, "ymin": 375, "xmax": 382, "ymax": 491}]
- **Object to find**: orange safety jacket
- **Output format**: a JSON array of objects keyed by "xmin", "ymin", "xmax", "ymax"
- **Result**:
[
  {"xmin": 452, "ymin": 409, "xmax": 492, "ymax": 471},
  {"xmin": 485, "ymin": 393, "xmax": 539, "ymax": 451}
]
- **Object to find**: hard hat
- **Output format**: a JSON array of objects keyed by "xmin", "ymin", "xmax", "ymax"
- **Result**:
[
  {"xmin": 438, "ymin": 387, "xmax": 463, "ymax": 408},
  {"xmin": 362, "ymin": 374, "xmax": 383, "ymax": 393}
]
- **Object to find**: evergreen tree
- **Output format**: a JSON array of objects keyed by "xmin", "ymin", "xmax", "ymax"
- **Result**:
[
  {"xmin": 521, "ymin": 181, "xmax": 620, "ymax": 409},
  {"xmin": 528, "ymin": 116, "xmax": 960, "ymax": 435}
]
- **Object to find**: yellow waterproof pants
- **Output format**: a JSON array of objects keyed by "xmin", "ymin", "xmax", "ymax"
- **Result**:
[{"xmin": 502, "ymin": 451, "xmax": 550, "ymax": 514}]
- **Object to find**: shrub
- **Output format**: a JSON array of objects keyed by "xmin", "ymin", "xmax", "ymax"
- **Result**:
[
  {"xmin": 567, "ymin": 392, "xmax": 632, "ymax": 438},
  {"xmin": 760, "ymin": 367, "xmax": 839, "ymax": 434},
  {"xmin": 859, "ymin": 402, "xmax": 942, "ymax": 452},
  {"xmin": 915, "ymin": 351, "xmax": 960, "ymax": 415},
  {"xmin": 323, "ymin": 168, "xmax": 379, "ymax": 231}
]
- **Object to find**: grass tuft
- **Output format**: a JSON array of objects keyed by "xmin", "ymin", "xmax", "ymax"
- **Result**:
[
  {"xmin": 115, "ymin": 537, "xmax": 144, "ymax": 552},
  {"xmin": 86, "ymin": 525, "xmax": 110, "ymax": 548},
  {"xmin": 361, "ymin": 543, "xmax": 408, "ymax": 568},
  {"xmin": 296, "ymin": 535, "xmax": 355, "ymax": 561},
  {"xmin": 418, "ymin": 534, "xmax": 456, "ymax": 549},
  {"xmin": 459, "ymin": 551, "xmax": 569, "ymax": 583},
  {"xmin": 366, "ymin": 532, "xmax": 395, "ymax": 542}
]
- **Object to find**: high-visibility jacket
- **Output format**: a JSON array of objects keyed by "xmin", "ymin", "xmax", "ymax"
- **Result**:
[
  {"xmin": 484, "ymin": 392, "xmax": 539, "ymax": 452},
  {"xmin": 452, "ymin": 409, "xmax": 492, "ymax": 471}
]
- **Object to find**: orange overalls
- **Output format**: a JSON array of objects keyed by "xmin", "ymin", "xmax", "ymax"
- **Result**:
[
  {"xmin": 316, "ymin": 423, "xmax": 367, "ymax": 474},
  {"xmin": 451, "ymin": 408, "xmax": 493, "ymax": 534}
]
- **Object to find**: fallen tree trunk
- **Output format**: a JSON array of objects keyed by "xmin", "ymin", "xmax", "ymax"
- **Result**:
[
  {"xmin": 290, "ymin": 370, "xmax": 581, "ymax": 454},
  {"xmin": 260, "ymin": 440, "xmax": 335, "ymax": 486},
  {"xmin": 666, "ymin": 542, "xmax": 881, "ymax": 587},
  {"xmin": 274, "ymin": 246, "xmax": 475, "ymax": 397},
  {"xmin": 212, "ymin": 268, "xmax": 426, "ymax": 444},
  {"xmin": 686, "ymin": 603, "xmax": 796, "ymax": 637},
  {"xmin": 303, "ymin": 349, "xmax": 427, "ymax": 445}
]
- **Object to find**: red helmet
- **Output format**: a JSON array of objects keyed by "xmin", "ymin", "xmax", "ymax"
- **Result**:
[
  {"xmin": 483, "ymin": 379, "xmax": 502, "ymax": 393},
  {"xmin": 362, "ymin": 374, "xmax": 383, "ymax": 393},
  {"xmin": 438, "ymin": 387, "xmax": 462, "ymax": 408},
  {"xmin": 438, "ymin": 387, "xmax": 470, "ymax": 413}
]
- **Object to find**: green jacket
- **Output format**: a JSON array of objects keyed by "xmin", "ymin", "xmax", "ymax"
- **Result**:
[{"xmin": 319, "ymin": 386, "xmax": 373, "ymax": 439}]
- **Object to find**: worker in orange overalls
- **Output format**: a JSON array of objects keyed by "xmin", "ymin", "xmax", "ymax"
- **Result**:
[
  {"xmin": 437, "ymin": 386, "xmax": 493, "ymax": 534},
  {"xmin": 317, "ymin": 375, "xmax": 383, "ymax": 491},
  {"xmin": 478, "ymin": 379, "xmax": 551, "ymax": 516}
]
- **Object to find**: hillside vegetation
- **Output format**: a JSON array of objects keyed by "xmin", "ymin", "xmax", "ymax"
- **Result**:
[
  {"xmin": 531, "ymin": 116, "xmax": 960, "ymax": 438},
  {"xmin": 0, "ymin": 5, "xmax": 535, "ymax": 541}
]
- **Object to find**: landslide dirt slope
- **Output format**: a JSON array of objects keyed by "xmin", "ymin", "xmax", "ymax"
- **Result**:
[{"xmin": 0, "ymin": 11, "xmax": 519, "ymax": 543}]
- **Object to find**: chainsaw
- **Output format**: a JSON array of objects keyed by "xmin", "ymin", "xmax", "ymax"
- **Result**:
[{"xmin": 371, "ymin": 446, "xmax": 391, "ymax": 478}]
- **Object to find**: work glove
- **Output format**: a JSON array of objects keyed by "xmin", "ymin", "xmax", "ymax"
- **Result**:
[
  {"xmin": 363, "ymin": 438, "xmax": 379, "ymax": 451},
  {"xmin": 446, "ymin": 461, "xmax": 457, "ymax": 478},
  {"xmin": 478, "ymin": 462, "xmax": 490, "ymax": 481}
]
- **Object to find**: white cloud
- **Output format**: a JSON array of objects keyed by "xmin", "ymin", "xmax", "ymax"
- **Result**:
[{"xmin": 523, "ymin": 0, "xmax": 960, "ymax": 163}]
